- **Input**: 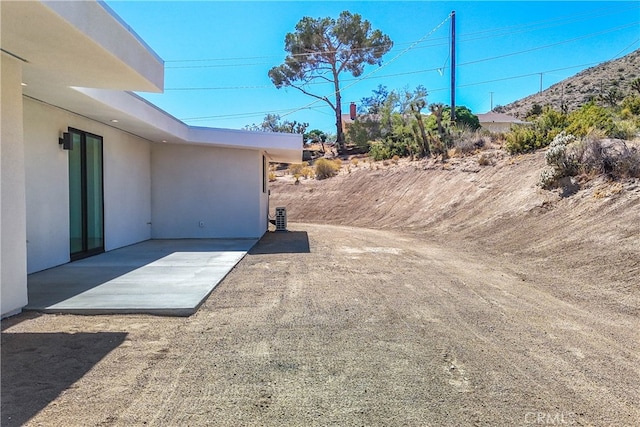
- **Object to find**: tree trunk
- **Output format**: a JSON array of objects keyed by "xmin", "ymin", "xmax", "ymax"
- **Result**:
[
  {"xmin": 333, "ymin": 66, "xmax": 345, "ymax": 152},
  {"xmin": 335, "ymin": 92, "xmax": 345, "ymax": 151},
  {"xmin": 411, "ymin": 104, "xmax": 430, "ymax": 158},
  {"xmin": 416, "ymin": 115, "xmax": 430, "ymax": 157}
]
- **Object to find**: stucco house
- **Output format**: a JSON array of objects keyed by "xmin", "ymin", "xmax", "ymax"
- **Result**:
[
  {"xmin": 0, "ymin": 1, "xmax": 301, "ymax": 317},
  {"xmin": 477, "ymin": 112, "xmax": 529, "ymax": 133}
]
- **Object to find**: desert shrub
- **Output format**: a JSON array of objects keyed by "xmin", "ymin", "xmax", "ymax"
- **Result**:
[
  {"xmin": 288, "ymin": 162, "xmax": 308, "ymax": 176},
  {"xmin": 538, "ymin": 168, "xmax": 559, "ymax": 189},
  {"xmin": 618, "ymin": 97, "xmax": 640, "ymax": 134},
  {"xmin": 346, "ymin": 119, "xmax": 378, "ymax": 151},
  {"xmin": 478, "ymin": 153, "xmax": 493, "ymax": 166},
  {"xmin": 537, "ymin": 108, "xmax": 567, "ymax": 136},
  {"xmin": 368, "ymin": 139, "xmax": 411, "ymax": 161},
  {"xmin": 538, "ymin": 132, "xmax": 578, "ymax": 189},
  {"xmin": 526, "ymin": 103, "xmax": 544, "ymax": 118},
  {"xmin": 621, "ymin": 96, "xmax": 640, "ymax": 116},
  {"xmin": 368, "ymin": 142, "xmax": 389, "ymax": 161},
  {"xmin": 452, "ymin": 127, "xmax": 487, "ymax": 155},
  {"xmin": 505, "ymin": 125, "xmax": 541, "ymax": 154},
  {"xmin": 268, "ymin": 171, "xmax": 277, "ymax": 182},
  {"xmin": 444, "ymin": 106, "xmax": 481, "ymax": 130},
  {"xmin": 566, "ymin": 102, "xmax": 617, "ymax": 138},
  {"xmin": 573, "ymin": 137, "xmax": 640, "ymax": 179},
  {"xmin": 545, "ymin": 132, "xmax": 577, "ymax": 172},
  {"xmin": 301, "ymin": 166, "xmax": 315, "ymax": 179},
  {"xmin": 614, "ymin": 120, "xmax": 639, "ymax": 140},
  {"xmin": 314, "ymin": 158, "xmax": 340, "ymax": 180},
  {"xmin": 505, "ymin": 108, "xmax": 570, "ymax": 154},
  {"xmin": 351, "ymin": 158, "xmax": 359, "ymax": 167},
  {"xmin": 391, "ymin": 155, "xmax": 400, "ymax": 164}
]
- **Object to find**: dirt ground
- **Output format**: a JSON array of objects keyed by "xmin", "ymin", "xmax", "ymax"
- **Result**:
[{"xmin": 2, "ymin": 148, "xmax": 639, "ymax": 426}]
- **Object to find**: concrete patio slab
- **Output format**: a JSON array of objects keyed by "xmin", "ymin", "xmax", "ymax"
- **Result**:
[{"xmin": 25, "ymin": 239, "xmax": 257, "ymax": 316}]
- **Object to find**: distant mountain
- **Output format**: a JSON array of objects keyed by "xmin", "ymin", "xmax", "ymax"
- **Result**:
[{"xmin": 496, "ymin": 49, "xmax": 640, "ymax": 118}]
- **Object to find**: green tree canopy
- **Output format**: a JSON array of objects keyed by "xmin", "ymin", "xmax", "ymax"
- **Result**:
[
  {"xmin": 245, "ymin": 114, "xmax": 308, "ymax": 135},
  {"xmin": 359, "ymin": 84, "xmax": 390, "ymax": 115},
  {"xmin": 443, "ymin": 106, "xmax": 481, "ymax": 130},
  {"xmin": 268, "ymin": 11, "xmax": 392, "ymax": 147}
]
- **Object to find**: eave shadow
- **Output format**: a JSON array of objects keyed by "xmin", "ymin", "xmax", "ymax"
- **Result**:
[
  {"xmin": 1, "ymin": 331, "xmax": 127, "ymax": 427},
  {"xmin": 249, "ymin": 231, "xmax": 310, "ymax": 254}
]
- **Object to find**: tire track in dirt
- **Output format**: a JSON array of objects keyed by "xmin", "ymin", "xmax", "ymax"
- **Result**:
[{"xmin": 3, "ymin": 222, "xmax": 638, "ymax": 426}]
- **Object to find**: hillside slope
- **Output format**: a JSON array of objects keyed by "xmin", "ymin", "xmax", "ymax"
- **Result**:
[
  {"xmin": 499, "ymin": 49, "xmax": 640, "ymax": 117},
  {"xmin": 270, "ymin": 151, "xmax": 640, "ymax": 313}
]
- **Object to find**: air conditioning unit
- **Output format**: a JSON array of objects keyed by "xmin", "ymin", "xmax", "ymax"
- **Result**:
[{"xmin": 275, "ymin": 207, "xmax": 287, "ymax": 231}]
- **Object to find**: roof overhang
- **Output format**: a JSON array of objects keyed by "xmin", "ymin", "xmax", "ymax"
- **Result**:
[
  {"xmin": 1, "ymin": 0, "xmax": 164, "ymax": 92},
  {"xmin": 1, "ymin": 1, "xmax": 301, "ymax": 164},
  {"xmin": 73, "ymin": 88, "xmax": 302, "ymax": 164}
]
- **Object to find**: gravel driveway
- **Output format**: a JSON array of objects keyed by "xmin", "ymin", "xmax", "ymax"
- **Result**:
[{"xmin": 2, "ymin": 223, "xmax": 639, "ymax": 426}]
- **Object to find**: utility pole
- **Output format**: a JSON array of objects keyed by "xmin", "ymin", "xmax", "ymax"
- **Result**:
[
  {"xmin": 539, "ymin": 73, "xmax": 543, "ymax": 94},
  {"xmin": 490, "ymin": 92, "xmax": 494, "ymax": 111},
  {"xmin": 450, "ymin": 10, "xmax": 456, "ymax": 122}
]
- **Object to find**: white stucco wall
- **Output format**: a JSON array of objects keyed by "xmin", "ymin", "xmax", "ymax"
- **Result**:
[
  {"xmin": 23, "ymin": 99, "xmax": 73, "ymax": 273},
  {"xmin": 23, "ymin": 98, "xmax": 152, "ymax": 274},
  {"xmin": 1, "ymin": 54, "xmax": 28, "ymax": 317},
  {"xmin": 102, "ymin": 127, "xmax": 152, "ymax": 251},
  {"xmin": 480, "ymin": 122, "xmax": 513, "ymax": 133},
  {"xmin": 151, "ymin": 143, "xmax": 266, "ymax": 239}
]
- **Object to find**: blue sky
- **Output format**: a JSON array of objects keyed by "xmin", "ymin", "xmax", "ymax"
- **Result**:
[{"xmin": 105, "ymin": 1, "xmax": 640, "ymax": 134}]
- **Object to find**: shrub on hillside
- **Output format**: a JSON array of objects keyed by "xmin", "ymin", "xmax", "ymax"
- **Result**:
[
  {"xmin": 505, "ymin": 125, "xmax": 541, "ymax": 154},
  {"xmin": 452, "ymin": 127, "xmax": 488, "ymax": 155},
  {"xmin": 538, "ymin": 132, "xmax": 578, "ymax": 189},
  {"xmin": 539, "ymin": 132, "xmax": 640, "ymax": 189},
  {"xmin": 573, "ymin": 137, "xmax": 640, "ymax": 179},
  {"xmin": 346, "ymin": 119, "xmax": 378, "ymax": 152},
  {"xmin": 505, "ymin": 108, "xmax": 567, "ymax": 154},
  {"xmin": 614, "ymin": 120, "xmax": 639, "ymax": 141},
  {"xmin": 537, "ymin": 108, "xmax": 567, "ymax": 136},
  {"xmin": 368, "ymin": 138, "xmax": 412, "ymax": 161},
  {"xmin": 621, "ymin": 95, "xmax": 640, "ymax": 117},
  {"xmin": 288, "ymin": 162, "xmax": 308, "ymax": 176},
  {"xmin": 566, "ymin": 102, "xmax": 619, "ymax": 138},
  {"xmin": 301, "ymin": 166, "xmax": 315, "ymax": 179},
  {"xmin": 314, "ymin": 158, "xmax": 340, "ymax": 180}
]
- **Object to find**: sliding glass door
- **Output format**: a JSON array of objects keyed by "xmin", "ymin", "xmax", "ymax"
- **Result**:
[{"xmin": 68, "ymin": 128, "xmax": 104, "ymax": 260}]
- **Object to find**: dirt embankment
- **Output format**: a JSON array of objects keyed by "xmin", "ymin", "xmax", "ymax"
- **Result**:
[{"xmin": 270, "ymin": 149, "xmax": 640, "ymax": 316}]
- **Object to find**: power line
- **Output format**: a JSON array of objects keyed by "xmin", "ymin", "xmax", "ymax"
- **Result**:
[
  {"xmin": 163, "ymin": 3, "xmax": 638, "ymax": 68},
  {"xmin": 165, "ymin": 22, "xmax": 639, "ymax": 92},
  {"xmin": 457, "ymin": 22, "xmax": 639, "ymax": 67},
  {"xmin": 179, "ymin": 56, "xmax": 636, "ymax": 123},
  {"xmin": 164, "ymin": 5, "xmax": 640, "ymax": 124},
  {"xmin": 180, "ymin": 13, "xmax": 454, "ymax": 122},
  {"xmin": 611, "ymin": 37, "xmax": 640, "ymax": 59}
]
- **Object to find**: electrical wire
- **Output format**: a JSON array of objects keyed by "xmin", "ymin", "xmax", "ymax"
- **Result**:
[
  {"xmin": 163, "ymin": 3, "xmax": 638, "ymax": 68},
  {"xmin": 179, "ymin": 51, "xmax": 639, "ymax": 123},
  {"xmin": 163, "ymin": 18, "xmax": 639, "ymax": 91},
  {"xmin": 158, "ymin": 4, "xmax": 640, "ymax": 124}
]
